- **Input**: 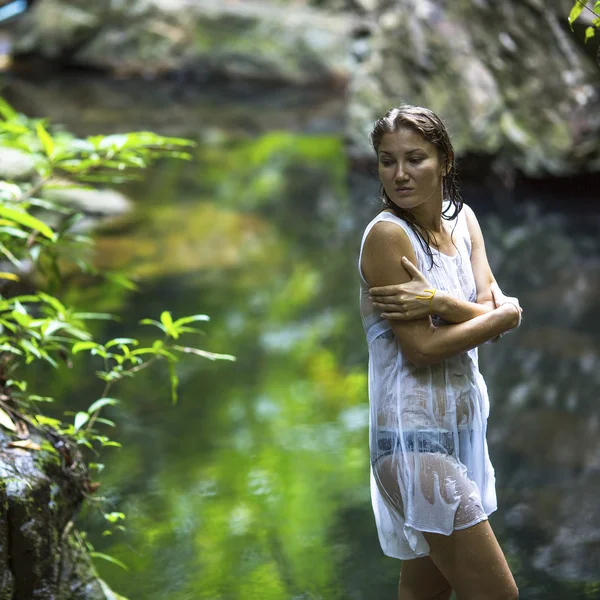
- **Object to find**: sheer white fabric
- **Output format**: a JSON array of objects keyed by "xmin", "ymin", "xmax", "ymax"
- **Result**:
[{"xmin": 358, "ymin": 207, "xmax": 497, "ymax": 560}]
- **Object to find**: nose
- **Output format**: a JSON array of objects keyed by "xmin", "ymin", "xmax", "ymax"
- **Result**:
[{"xmin": 394, "ymin": 162, "xmax": 409, "ymax": 183}]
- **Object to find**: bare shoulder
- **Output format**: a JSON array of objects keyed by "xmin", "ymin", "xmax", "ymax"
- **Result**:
[
  {"xmin": 462, "ymin": 203, "xmax": 477, "ymax": 227},
  {"xmin": 361, "ymin": 220, "xmax": 416, "ymax": 287},
  {"xmin": 461, "ymin": 203, "xmax": 484, "ymax": 244},
  {"xmin": 364, "ymin": 221, "xmax": 415, "ymax": 260}
]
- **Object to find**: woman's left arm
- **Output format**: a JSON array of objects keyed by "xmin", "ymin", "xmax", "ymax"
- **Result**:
[{"xmin": 370, "ymin": 204, "xmax": 504, "ymax": 324}]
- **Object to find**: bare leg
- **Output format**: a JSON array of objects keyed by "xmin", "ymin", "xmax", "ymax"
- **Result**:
[
  {"xmin": 398, "ymin": 556, "xmax": 453, "ymax": 600},
  {"xmin": 423, "ymin": 520, "xmax": 518, "ymax": 600}
]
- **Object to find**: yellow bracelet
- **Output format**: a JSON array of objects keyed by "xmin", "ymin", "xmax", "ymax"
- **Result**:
[{"xmin": 415, "ymin": 288, "xmax": 437, "ymax": 315}]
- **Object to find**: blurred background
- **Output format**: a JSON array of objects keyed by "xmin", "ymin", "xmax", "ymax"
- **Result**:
[{"xmin": 1, "ymin": 0, "xmax": 599, "ymax": 598}]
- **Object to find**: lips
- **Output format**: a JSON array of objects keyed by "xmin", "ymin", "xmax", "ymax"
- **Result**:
[{"xmin": 396, "ymin": 187, "xmax": 413, "ymax": 192}]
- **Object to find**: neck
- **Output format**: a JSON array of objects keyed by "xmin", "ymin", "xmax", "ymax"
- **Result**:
[{"xmin": 396, "ymin": 189, "xmax": 445, "ymax": 233}]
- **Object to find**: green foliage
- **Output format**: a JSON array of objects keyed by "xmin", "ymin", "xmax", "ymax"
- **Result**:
[
  {"xmin": 568, "ymin": 0, "xmax": 600, "ymax": 42},
  {"xmin": 0, "ymin": 98, "xmax": 235, "ymax": 586}
]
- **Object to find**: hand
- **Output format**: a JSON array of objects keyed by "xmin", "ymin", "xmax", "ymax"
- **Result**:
[
  {"xmin": 490, "ymin": 282, "xmax": 522, "ymax": 336},
  {"xmin": 490, "ymin": 282, "xmax": 523, "ymax": 314},
  {"xmin": 369, "ymin": 256, "xmax": 435, "ymax": 320}
]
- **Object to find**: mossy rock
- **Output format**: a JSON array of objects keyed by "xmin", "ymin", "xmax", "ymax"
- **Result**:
[{"xmin": 0, "ymin": 428, "xmax": 112, "ymax": 599}]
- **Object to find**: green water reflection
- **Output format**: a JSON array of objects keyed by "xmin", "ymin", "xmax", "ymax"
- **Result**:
[{"xmin": 36, "ymin": 127, "xmax": 600, "ymax": 600}]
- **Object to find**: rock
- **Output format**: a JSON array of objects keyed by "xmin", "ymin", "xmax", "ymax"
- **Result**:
[
  {"xmin": 12, "ymin": 0, "xmax": 353, "ymax": 87},
  {"xmin": 343, "ymin": 0, "xmax": 600, "ymax": 174},
  {"xmin": 532, "ymin": 479, "xmax": 600, "ymax": 581},
  {"xmin": 474, "ymin": 206, "xmax": 600, "ymax": 582},
  {"xmin": 11, "ymin": 1, "xmax": 101, "ymax": 60},
  {"xmin": 8, "ymin": 0, "xmax": 599, "ymax": 174},
  {"xmin": 0, "ymin": 147, "xmax": 37, "ymax": 181},
  {"xmin": 0, "ymin": 427, "xmax": 108, "ymax": 599},
  {"xmin": 42, "ymin": 184, "xmax": 132, "ymax": 217}
]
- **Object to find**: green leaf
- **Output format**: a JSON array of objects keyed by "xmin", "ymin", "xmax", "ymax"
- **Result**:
[
  {"xmin": 168, "ymin": 362, "xmax": 178, "ymax": 405},
  {"xmin": 0, "ymin": 272, "xmax": 19, "ymax": 282},
  {"xmin": 6, "ymin": 379, "xmax": 27, "ymax": 391},
  {"xmin": 568, "ymin": 1, "xmax": 585, "ymax": 30},
  {"xmin": 139, "ymin": 318, "xmax": 166, "ymax": 332},
  {"xmin": 101, "ymin": 440, "xmax": 122, "ymax": 448},
  {"xmin": 98, "ymin": 134, "xmax": 129, "ymax": 150},
  {"xmin": 160, "ymin": 311, "xmax": 176, "ymax": 337},
  {"xmin": 0, "ymin": 98, "xmax": 18, "ymax": 121},
  {"xmin": 0, "ymin": 241, "xmax": 24, "ymax": 268},
  {"xmin": 0, "ymin": 407, "xmax": 16, "ymax": 431},
  {"xmin": 36, "ymin": 122, "xmax": 55, "ymax": 158},
  {"xmin": 0, "ymin": 343, "xmax": 22, "ymax": 354},
  {"xmin": 77, "ymin": 438, "xmax": 94, "ymax": 450},
  {"xmin": 72, "ymin": 312, "xmax": 117, "ymax": 321},
  {"xmin": 105, "ymin": 338, "xmax": 138, "ymax": 349},
  {"xmin": 88, "ymin": 397, "xmax": 119, "ymax": 414},
  {"xmin": 10, "ymin": 310, "xmax": 33, "ymax": 327},
  {"xmin": 0, "ymin": 206, "xmax": 54, "ymax": 240},
  {"xmin": 20, "ymin": 339, "xmax": 41, "ymax": 358},
  {"xmin": 40, "ymin": 319, "xmax": 67, "ymax": 337},
  {"xmin": 0, "ymin": 226, "xmax": 31, "ymax": 239},
  {"xmin": 72, "ymin": 341, "xmax": 102, "ymax": 354},
  {"xmin": 74, "ymin": 411, "xmax": 90, "ymax": 431},
  {"xmin": 585, "ymin": 25, "xmax": 596, "ymax": 41},
  {"xmin": 35, "ymin": 415, "xmax": 63, "ymax": 428},
  {"xmin": 130, "ymin": 347, "xmax": 160, "ymax": 357},
  {"xmin": 105, "ymin": 272, "xmax": 139, "ymax": 291},
  {"xmin": 104, "ymin": 512, "xmax": 126, "ymax": 523},
  {"xmin": 173, "ymin": 345, "xmax": 236, "ymax": 362},
  {"xmin": 91, "ymin": 552, "xmax": 129, "ymax": 571},
  {"xmin": 28, "ymin": 395, "xmax": 55, "ymax": 403},
  {"xmin": 36, "ymin": 291, "xmax": 66, "ymax": 315},
  {"xmin": 173, "ymin": 314, "xmax": 210, "ymax": 327}
]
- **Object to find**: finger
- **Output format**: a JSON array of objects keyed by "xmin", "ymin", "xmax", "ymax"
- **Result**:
[
  {"xmin": 369, "ymin": 286, "xmax": 398, "ymax": 297},
  {"xmin": 401, "ymin": 256, "xmax": 421, "ymax": 278},
  {"xmin": 381, "ymin": 312, "xmax": 411, "ymax": 321},
  {"xmin": 373, "ymin": 302, "xmax": 401, "ymax": 312}
]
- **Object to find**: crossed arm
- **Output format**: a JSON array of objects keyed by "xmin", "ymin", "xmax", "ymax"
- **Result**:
[
  {"xmin": 361, "ymin": 206, "xmax": 521, "ymax": 367},
  {"xmin": 369, "ymin": 205, "xmax": 518, "ymax": 324}
]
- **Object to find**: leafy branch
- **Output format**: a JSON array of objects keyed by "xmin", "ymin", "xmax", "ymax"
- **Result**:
[
  {"xmin": 568, "ymin": 0, "xmax": 600, "ymax": 43},
  {"xmin": 0, "ymin": 98, "xmax": 235, "ymax": 588}
]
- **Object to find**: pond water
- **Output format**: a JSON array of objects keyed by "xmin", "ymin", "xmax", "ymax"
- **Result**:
[{"xmin": 7, "ymin": 75, "xmax": 600, "ymax": 600}]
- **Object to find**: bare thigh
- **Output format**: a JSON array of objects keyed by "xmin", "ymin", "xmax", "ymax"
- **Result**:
[
  {"xmin": 399, "ymin": 556, "xmax": 452, "ymax": 600},
  {"xmin": 424, "ymin": 520, "xmax": 518, "ymax": 600}
]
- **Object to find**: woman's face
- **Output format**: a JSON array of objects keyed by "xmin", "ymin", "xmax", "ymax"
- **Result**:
[{"xmin": 377, "ymin": 127, "xmax": 446, "ymax": 211}]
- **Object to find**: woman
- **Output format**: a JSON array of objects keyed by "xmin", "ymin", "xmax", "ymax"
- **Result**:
[{"xmin": 359, "ymin": 105, "xmax": 522, "ymax": 600}]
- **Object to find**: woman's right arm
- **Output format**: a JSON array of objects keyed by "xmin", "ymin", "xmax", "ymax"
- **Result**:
[{"xmin": 361, "ymin": 221, "xmax": 520, "ymax": 367}]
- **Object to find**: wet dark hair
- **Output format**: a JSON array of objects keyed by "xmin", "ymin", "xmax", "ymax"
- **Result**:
[{"xmin": 370, "ymin": 105, "xmax": 462, "ymax": 269}]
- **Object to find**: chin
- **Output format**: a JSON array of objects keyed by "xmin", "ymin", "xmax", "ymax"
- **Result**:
[{"xmin": 388, "ymin": 198, "xmax": 422, "ymax": 211}]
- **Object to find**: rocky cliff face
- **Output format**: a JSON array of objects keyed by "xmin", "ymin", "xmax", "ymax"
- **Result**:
[{"xmin": 9, "ymin": 0, "xmax": 600, "ymax": 176}]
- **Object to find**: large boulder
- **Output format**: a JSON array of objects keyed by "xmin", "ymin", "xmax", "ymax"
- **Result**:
[
  {"xmin": 344, "ymin": 0, "xmax": 600, "ymax": 174},
  {"xmin": 9, "ymin": 0, "xmax": 600, "ymax": 175},
  {"xmin": 11, "ymin": 0, "xmax": 352, "ymax": 87}
]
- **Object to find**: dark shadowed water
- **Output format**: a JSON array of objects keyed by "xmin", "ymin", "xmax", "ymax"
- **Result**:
[{"xmin": 6, "ymin": 74, "xmax": 600, "ymax": 600}]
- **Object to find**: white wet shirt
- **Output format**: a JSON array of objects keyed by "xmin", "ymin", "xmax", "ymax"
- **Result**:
[{"xmin": 358, "ymin": 206, "xmax": 497, "ymax": 559}]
